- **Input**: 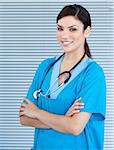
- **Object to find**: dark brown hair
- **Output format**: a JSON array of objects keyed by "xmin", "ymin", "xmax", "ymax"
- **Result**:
[{"xmin": 56, "ymin": 4, "xmax": 92, "ymax": 58}]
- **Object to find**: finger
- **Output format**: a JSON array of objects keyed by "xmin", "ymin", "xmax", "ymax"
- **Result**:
[
  {"xmin": 74, "ymin": 101, "xmax": 85, "ymax": 106},
  {"xmin": 68, "ymin": 105, "xmax": 84, "ymax": 113},
  {"xmin": 20, "ymin": 107, "xmax": 25, "ymax": 111},
  {"xmin": 19, "ymin": 109, "xmax": 23, "ymax": 114},
  {"xmin": 67, "ymin": 110, "xmax": 80, "ymax": 116},
  {"xmin": 71, "ymin": 102, "xmax": 82, "ymax": 108},
  {"xmin": 21, "ymin": 104, "xmax": 26, "ymax": 108},
  {"xmin": 75, "ymin": 97, "xmax": 82, "ymax": 102},
  {"xmin": 79, "ymin": 102, "xmax": 85, "ymax": 106},
  {"xmin": 23, "ymin": 98, "xmax": 31, "ymax": 104},
  {"xmin": 19, "ymin": 111, "xmax": 24, "ymax": 117},
  {"xmin": 19, "ymin": 110, "xmax": 25, "ymax": 117},
  {"xmin": 72, "ymin": 105, "xmax": 84, "ymax": 110},
  {"xmin": 20, "ymin": 114, "xmax": 24, "ymax": 117},
  {"xmin": 66, "ymin": 108, "xmax": 80, "ymax": 116},
  {"xmin": 71, "ymin": 98, "xmax": 82, "ymax": 107}
]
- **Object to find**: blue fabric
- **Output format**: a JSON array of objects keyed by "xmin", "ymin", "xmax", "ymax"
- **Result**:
[
  {"xmin": 50, "ymin": 56, "xmax": 93, "ymax": 99},
  {"xmin": 25, "ymin": 56, "xmax": 106, "ymax": 150}
]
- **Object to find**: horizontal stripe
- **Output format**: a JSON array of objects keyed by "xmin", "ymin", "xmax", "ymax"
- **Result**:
[{"xmin": 0, "ymin": 1, "xmax": 113, "ymax": 150}]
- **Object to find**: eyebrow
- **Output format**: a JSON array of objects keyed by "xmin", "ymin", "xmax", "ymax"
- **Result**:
[{"xmin": 57, "ymin": 24, "xmax": 79, "ymax": 28}]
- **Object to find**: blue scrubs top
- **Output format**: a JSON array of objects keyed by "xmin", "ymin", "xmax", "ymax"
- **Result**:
[{"xmin": 24, "ymin": 55, "xmax": 106, "ymax": 150}]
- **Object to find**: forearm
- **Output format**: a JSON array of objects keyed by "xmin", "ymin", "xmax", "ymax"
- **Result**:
[
  {"xmin": 20, "ymin": 115, "xmax": 51, "ymax": 129},
  {"xmin": 20, "ymin": 97, "xmax": 88, "ymax": 135},
  {"xmin": 35, "ymin": 109, "xmax": 74, "ymax": 134}
]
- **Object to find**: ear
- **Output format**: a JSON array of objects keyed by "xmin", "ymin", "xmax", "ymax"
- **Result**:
[{"xmin": 84, "ymin": 26, "xmax": 91, "ymax": 38}]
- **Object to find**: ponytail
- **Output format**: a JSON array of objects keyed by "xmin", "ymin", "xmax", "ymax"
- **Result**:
[{"xmin": 84, "ymin": 39, "xmax": 92, "ymax": 58}]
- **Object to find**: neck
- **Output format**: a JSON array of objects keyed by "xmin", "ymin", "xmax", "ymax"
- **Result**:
[{"xmin": 63, "ymin": 49, "xmax": 87, "ymax": 64}]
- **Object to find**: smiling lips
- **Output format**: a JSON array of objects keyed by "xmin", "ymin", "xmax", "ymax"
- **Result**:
[{"xmin": 61, "ymin": 41, "xmax": 73, "ymax": 46}]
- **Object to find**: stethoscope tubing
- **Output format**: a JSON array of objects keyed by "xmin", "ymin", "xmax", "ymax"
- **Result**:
[{"xmin": 33, "ymin": 52, "xmax": 86, "ymax": 99}]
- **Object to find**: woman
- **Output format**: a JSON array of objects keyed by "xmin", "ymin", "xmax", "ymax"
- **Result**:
[{"xmin": 19, "ymin": 4, "xmax": 106, "ymax": 150}]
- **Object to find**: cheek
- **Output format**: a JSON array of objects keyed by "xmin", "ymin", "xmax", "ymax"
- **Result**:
[
  {"xmin": 73, "ymin": 34, "xmax": 84, "ymax": 42},
  {"xmin": 56, "ymin": 32, "xmax": 60, "ymax": 40}
]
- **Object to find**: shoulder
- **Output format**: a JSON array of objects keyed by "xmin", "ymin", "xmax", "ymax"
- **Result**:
[
  {"xmin": 36, "ymin": 56, "xmax": 56, "ymax": 73},
  {"xmin": 85, "ymin": 58, "xmax": 105, "ymax": 79},
  {"xmin": 40, "ymin": 57, "xmax": 56, "ymax": 67},
  {"xmin": 80, "ymin": 58, "xmax": 106, "ymax": 90}
]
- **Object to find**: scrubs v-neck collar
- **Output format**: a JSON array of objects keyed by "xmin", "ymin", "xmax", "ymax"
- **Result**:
[{"xmin": 50, "ymin": 55, "xmax": 93, "ymax": 99}]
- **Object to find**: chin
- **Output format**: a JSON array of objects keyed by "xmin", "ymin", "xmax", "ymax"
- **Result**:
[{"xmin": 62, "ymin": 47, "xmax": 76, "ymax": 53}]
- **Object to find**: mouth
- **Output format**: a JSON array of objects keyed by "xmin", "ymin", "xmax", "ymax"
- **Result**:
[{"xmin": 61, "ymin": 41, "xmax": 73, "ymax": 46}]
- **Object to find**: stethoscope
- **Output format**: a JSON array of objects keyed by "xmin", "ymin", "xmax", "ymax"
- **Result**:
[{"xmin": 33, "ymin": 52, "xmax": 86, "ymax": 99}]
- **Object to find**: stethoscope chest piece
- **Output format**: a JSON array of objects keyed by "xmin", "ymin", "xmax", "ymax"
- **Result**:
[
  {"xmin": 33, "ymin": 89, "xmax": 50, "ymax": 99},
  {"xmin": 33, "ymin": 52, "xmax": 86, "ymax": 100},
  {"xmin": 33, "ymin": 89, "xmax": 42, "ymax": 99}
]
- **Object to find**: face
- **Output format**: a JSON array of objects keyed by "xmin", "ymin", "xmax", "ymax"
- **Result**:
[{"xmin": 56, "ymin": 16, "xmax": 90, "ymax": 53}]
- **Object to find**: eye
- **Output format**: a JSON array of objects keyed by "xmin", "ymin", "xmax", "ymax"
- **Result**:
[
  {"xmin": 57, "ymin": 27, "xmax": 63, "ymax": 31},
  {"xmin": 69, "ymin": 28, "xmax": 77, "ymax": 32}
]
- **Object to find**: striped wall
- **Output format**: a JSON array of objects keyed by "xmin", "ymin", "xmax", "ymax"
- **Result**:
[{"xmin": 0, "ymin": 0, "xmax": 114, "ymax": 149}]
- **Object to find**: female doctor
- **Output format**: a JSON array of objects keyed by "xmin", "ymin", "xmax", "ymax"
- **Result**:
[{"xmin": 19, "ymin": 4, "xmax": 106, "ymax": 150}]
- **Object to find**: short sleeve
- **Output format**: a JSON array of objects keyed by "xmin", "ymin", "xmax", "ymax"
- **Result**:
[
  {"xmin": 78, "ymin": 62, "xmax": 106, "ymax": 121},
  {"xmin": 22, "ymin": 57, "xmax": 55, "ymax": 105}
]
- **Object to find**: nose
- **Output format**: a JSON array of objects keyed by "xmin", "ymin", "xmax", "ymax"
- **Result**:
[{"xmin": 60, "ymin": 30, "xmax": 69, "ymax": 39}]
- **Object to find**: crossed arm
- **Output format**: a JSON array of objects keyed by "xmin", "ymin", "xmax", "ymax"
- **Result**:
[
  {"xmin": 20, "ymin": 98, "xmax": 81, "ymax": 129},
  {"xmin": 19, "ymin": 98, "xmax": 91, "ymax": 135}
]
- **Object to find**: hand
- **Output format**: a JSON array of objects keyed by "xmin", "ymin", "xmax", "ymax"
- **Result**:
[
  {"xmin": 19, "ymin": 98, "xmax": 39, "ymax": 119},
  {"xmin": 65, "ymin": 97, "xmax": 84, "ymax": 117}
]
